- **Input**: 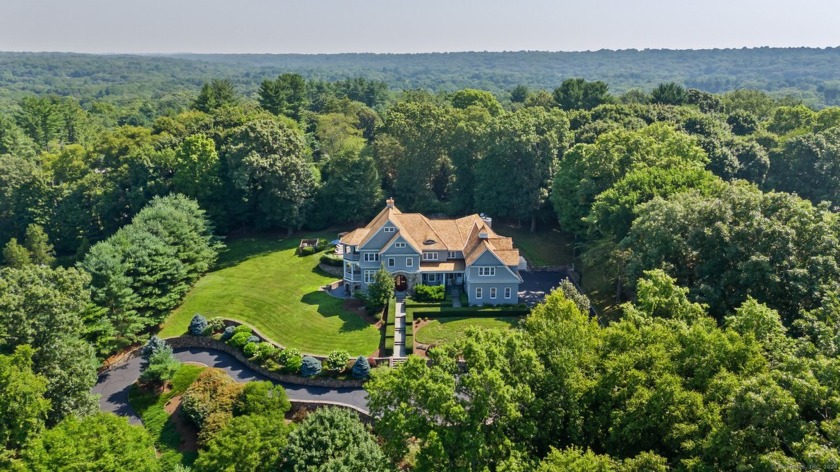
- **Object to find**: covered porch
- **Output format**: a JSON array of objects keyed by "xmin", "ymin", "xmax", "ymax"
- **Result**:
[{"xmin": 419, "ymin": 260, "xmax": 465, "ymax": 289}]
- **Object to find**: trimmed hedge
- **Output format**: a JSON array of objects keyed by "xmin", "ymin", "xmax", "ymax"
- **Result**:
[
  {"xmin": 410, "ymin": 303, "xmax": 530, "ymax": 320},
  {"xmin": 413, "ymin": 284, "xmax": 446, "ymax": 302},
  {"xmin": 405, "ymin": 310, "xmax": 414, "ymax": 355},
  {"xmin": 319, "ymin": 253, "xmax": 343, "ymax": 267},
  {"xmin": 385, "ymin": 321, "xmax": 395, "ymax": 355}
]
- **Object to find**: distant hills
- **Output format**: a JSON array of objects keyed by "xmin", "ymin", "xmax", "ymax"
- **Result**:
[{"xmin": 2, "ymin": 48, "xmax": 840, "ymax": 108}]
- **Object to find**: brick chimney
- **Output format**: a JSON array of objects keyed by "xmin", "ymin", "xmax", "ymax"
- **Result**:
[{"xmin": 386, "ymin": 197, "xmax": 395, "ymax": 208}]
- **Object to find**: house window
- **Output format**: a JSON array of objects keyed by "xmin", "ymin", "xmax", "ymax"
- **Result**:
[
  {"xmin": 422, "ymin": 252, "xmax": 438, "ymax": 261},
  {"xmin": 478, "ymin": 267, "xmax": 495, "ymax": 276},
  {"xmin": 475, "ymin": 287, "xmax": 482, "ymax": 299},
  {"xmin": 395, "ymin": 242, "xmax": 406, "ymax": 249},
  {"xmin": 490, "ymin": 287, "xmax": 497, "ymax": 299},
  {"xmin": 384, "ymin": 227, "xmax": 395, "ymax": 233},
  {"xmin": 388, "ymin": 257, "xmax": 395, "ymax": 267},
  {"xmin": 406, "ymin": 257, "xmax": 413, "ymax": 267},
  {"xmin": 426, "ymin": 273, "xmax": 437, "ymax": 283},
  {"xmin": 504, "ymin": 287, "xmax": 512, "ymax": 299},
  {"xmin": 363, "ymin": 253, "xmax": 379, "ymax": 262},
  {"xmin": 448, "ymin": 251, "xmax": 457, "ymax": 259},
  {"xmin": 364, "ymin": 271, "xmax": 375, "ymax": 283}
]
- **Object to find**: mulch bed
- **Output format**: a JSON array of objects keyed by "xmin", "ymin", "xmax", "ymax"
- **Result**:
[{"xmin": 164, "ymin": 395, "xmax": 199, "ymax": 453}]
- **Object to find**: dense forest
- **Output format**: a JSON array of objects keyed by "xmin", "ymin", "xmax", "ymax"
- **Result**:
[
  {"xmin": 2, "ymin": 55, "xmax": 840, "ymax": 470},
  {"xmin": 3, "ymin": 47, "xmax": 840, "ymax": 110}
]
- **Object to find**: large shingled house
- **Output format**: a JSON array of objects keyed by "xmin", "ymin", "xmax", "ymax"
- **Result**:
[{"xmin": 338, "ymin": 198, "xmax": 522, "ymax": 305}]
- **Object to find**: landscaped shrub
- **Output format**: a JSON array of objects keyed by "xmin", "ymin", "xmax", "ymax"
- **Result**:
[
  {"xmin": 208, "ymin": 317, "xmax": 225, "ymax": 333},
  {"xmin": 255, "ymin": 342, "xmax": 276, "ymax": 360},
  {"xmin": 142, "ymin": 335, "xmax": 168, "ymax": 358},
  {"xmin": 199, "ymin": 411, "xmax": 232, "ymax": 446},
  {"xmin": 246, "ymin": 335, "xmax": 260, "ymax": 344},
  {"xmin": 181, "ymin": 368, "xmax": 243, "ymax": 430},
  {"xmin": 325, "ymin": 350, "xmax": 350, "ymax": 371},
  {"xmin": 413, "ymin": 284, "xmax": 445, "ymax": 302},
  {"xmin": 139, "ymin": 344, "xmax": 181, "ymax": 385},
  {"xmin": 234, "ymin": 381, "xmax": 291, "ymax": 416},
  {"xmin": 228, "ymin": 332, "xmax": 251, "ymax": 349},
  {"xmin": 189, "ymin": 314, "xmax": 208, "ymax": 336},
  {"xmin": 233, "ymin": 325, "xmax": 252, "ymax": 335},
  {"xmin": 300, "ymin": 246, "xmax": 315, "ymax": 256},
  {"xmin": 364, "ymin": 267, "xmax": 394, "ymax": 314},
  {"xmin": 351, "ymin": 355, "xmax": 370, "ymax": 379},
  {"xmin": 278, "ymin": 348, "xmax": 303, "ymax": 372},
  {"xmin": 319, "ymin": 253, "xmax": 343, "ymax": 267},
  {"xmin": 300, "ymin": 356, "xmax": 322, "ymax": 377},
  {"xmin": 221, "ymin": 325, "xmax": 236, "ymax": 341},
  {"xmin": 243, "ymin": 342, "xmax": 259, "ymax": 358}
]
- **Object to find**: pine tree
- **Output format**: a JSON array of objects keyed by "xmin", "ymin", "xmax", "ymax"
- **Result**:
[
  {"xmin": 24, "ymin": 224, "xmax": 55, "ymax": 267},
  {"xmin": 3, "ymin": 238, "xmax": 31, "ymax": 268}
]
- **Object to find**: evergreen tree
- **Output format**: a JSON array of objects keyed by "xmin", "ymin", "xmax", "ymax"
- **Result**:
[
  {"xmin": 24, "ymin": 224, "xmax": 55, "ymax": 267},
  {"xmin": 2, "ymin": 238, "xmax": 30, "ymax": 268},
  {"xmin": 365, "ymin": 266, "xmax": 394, "ymax": 314}
]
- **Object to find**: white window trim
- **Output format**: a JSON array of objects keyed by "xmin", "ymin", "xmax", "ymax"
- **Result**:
[
  {"xmin": 426, "ymin": 273, "xmax": 437, "ymax": 283},
  {"xmin": 384, "ymin": 227, "xmax": 395, "ymax": 233},
  {"xmin": 504, "ymin": 287, "xmax": 512, "ymax": 299},
  {"xmin": 364, "ymin": 270, "xmax": 376, "ymax": 283},
  {"xmin": 364, "ymin": 253, "xmax": 379, "ymax": 262},
  {"xmin": 387, "ymin": 257, "xmax": 395, "ymax": 267},
  {"xmin": 395, "ymin": 242, "xmax": 406, "ymax": 249},
  {"xmin": 475, "ymin": 287, "xmax": 482, "ymax": 299},
  {"xmin": 422, "ymin": 252, "xmax": 439, "ymax": 261},
  {"xmin": 490, "ymin": 287, "xmax": 497, "ymax": 299},
  {"xmin": 448, "ymin": 251, "xmax": 457, "ymax": 259},
  {"xmin": 406, "ymin": 257, "xmax": 413, "ymax": 267},
  {"xmin": 478, "ymin": 267, "xmax": 495, "ymax": 277}
]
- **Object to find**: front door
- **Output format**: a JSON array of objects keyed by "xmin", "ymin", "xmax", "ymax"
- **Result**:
[{"xmin": 394, "ymin": 274, "xmax": 407, "ymax": 292}]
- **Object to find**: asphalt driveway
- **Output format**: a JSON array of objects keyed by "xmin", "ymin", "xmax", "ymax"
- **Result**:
[
  {"xmin": 93, "ymin": 347, "xmax": 370, "ymax": 425},
  {"xmin": 518, "ymin": 270, "xmax": 569, "ymax": 306}
]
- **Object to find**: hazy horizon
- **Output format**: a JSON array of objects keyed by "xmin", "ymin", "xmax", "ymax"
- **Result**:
[{"xmin": 2, "ymin": 0, "xmax": 838, "ymax": 54}]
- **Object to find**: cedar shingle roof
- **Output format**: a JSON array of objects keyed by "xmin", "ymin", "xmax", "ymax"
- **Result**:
[{"xmin": 343, "ymin": 200, "xmax": 520, "ymax": 268}]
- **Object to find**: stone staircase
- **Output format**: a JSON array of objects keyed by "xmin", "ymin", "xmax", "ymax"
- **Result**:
[{"xmin": 389, "ymin": 357, "xmax": 407, "ymax": 368}]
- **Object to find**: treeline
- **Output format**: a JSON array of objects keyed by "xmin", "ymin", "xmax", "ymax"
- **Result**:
[
  {"xmin": 4, "ymin": 48, "xmax": 840, "ymax": 110},
  {"xmin": 3, "ymin": 76, "xmax": 840, "ymax": 324}
]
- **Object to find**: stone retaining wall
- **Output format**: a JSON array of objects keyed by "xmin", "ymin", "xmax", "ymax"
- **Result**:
[
  {"xmin": 318, "ymin": 263, "xmax": 344, "ymax": 278},
  {"xmin": 288, "ymin": 400, "xmax": 372, "ymax": 423},
  {"xmin": 218, "ymin": 319, "xmax": 329, "ymax": 360},
  {"xmin": 165, "ymin": 335, "xmax": 365, "ymax": 389}
]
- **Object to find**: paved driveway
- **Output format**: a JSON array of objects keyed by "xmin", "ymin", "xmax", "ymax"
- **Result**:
[{"xmin": 93, "ymin": 347, "xmax": 370, "ymax": 425}]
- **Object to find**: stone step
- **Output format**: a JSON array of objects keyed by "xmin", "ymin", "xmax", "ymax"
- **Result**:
[{"xmin": 390, "ymin": 357, "xmax": 408, "ymax": 368}]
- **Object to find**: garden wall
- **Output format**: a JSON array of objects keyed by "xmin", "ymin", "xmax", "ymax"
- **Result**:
[{"xmin": 165, "ymin": 335, "xmax": 365, "ymax": 389}]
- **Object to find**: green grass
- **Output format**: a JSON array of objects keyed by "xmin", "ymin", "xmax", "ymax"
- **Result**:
[
  {"xmin": 159, "ymin": 232, "xmax": 381, "ymax": 356},
  {"xmin": 415, "ymin": 317, "xmax": 522, "ymax": 345},
  {"xmin": 128, "ymin": 364, "xmax": 205, "ymax": 468},
  {"xmin": 494, "ymin": 223, "xmax": 576, "ymax": 267}
]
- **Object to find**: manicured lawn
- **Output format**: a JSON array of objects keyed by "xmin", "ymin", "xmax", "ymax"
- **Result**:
[
  {"xmin": 159, "ymin": 232, "xmax": 381, "ymax": 356},
  {"xmin": 128, "ymin": 364, "xmax": 205, "ymax": 468},
  {"xmin": 415, "ymin": 316, "xmax": 522, "ymax": 345},
  {"xmin": 493, "ymin": 223, "xmax": 576, "ymax": 267}
]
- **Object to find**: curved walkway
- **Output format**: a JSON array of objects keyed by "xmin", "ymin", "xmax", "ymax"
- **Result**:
[{"xmin": 93, "ymin": 347, "xmax": 369, "ymax": 425}]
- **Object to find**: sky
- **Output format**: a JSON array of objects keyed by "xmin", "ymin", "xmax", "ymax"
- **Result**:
[{"xmin": 0, "ymin": 0, "xmax": 837, "ymax": 54}]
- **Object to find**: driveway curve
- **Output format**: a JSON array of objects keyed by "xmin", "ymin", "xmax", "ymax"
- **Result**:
[{"xmin": 93, "ymin": 347, "xmax": 369, "ymax": 425}]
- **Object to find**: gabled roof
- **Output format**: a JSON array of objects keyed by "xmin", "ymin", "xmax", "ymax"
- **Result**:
[
  {"xmin": 344, "ymin": 199, "xmax": 519, "ymax": 268},
  {"xmin": 339, "ymin": 228, "xmax": 369, "ymax": 246}
]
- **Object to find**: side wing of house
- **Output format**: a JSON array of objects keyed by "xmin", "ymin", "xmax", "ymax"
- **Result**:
[{"xmin": 465, "ymin": 249, "xmax": 521, "ymax": 305}]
